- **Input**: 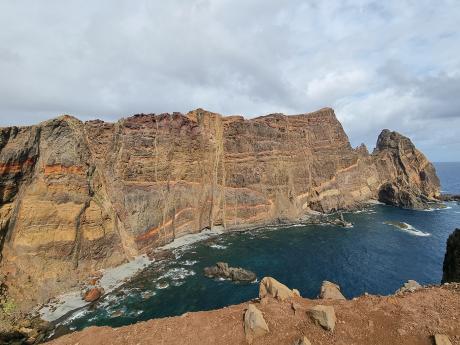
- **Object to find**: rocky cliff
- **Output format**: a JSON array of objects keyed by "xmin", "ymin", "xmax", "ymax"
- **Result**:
[
  {"xmin": 442, "ymin": 229, "xmax": 460, "ymax": 283},
  {"xmin": 0, "ymin": 108, "xmax": 440, "ymax": 308}
]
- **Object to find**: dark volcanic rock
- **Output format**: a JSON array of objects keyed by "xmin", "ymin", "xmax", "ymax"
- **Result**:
[
  {"xmin": 442, "ymin": 229, "xmax": 460, "ymax": 283},
  {"xmin": 204, "ymin": 262, "xmax": 256, "ymax": 282}
]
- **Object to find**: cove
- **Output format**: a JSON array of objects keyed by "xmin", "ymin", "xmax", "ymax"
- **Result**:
[{"xmin": 62, "ymin": 201, "xmax": 460, "ymax": 331}]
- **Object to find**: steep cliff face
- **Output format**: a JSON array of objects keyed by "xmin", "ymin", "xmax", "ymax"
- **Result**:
[
  {"xmin": 0, "ymin": 108, "xmax": 440, "ymax": 307},
  {"xmin": 373, "ymin": 129, "xmax": 440, "ymax": 209},
  {"xmin": 442, "ymin": 229, "xmax": 460, "ymax": 283}
]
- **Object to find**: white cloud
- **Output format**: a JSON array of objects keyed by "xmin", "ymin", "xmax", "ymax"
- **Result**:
[{"xmin": 0, "ymin": 0, "xmax": 459, "ymax": 161}]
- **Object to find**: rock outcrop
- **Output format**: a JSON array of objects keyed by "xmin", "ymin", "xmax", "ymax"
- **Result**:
[
  {"xmin": 319, "ymin": 280, "xmax": 346, "ymax": 300},
  {"xmin": 442, "ymin": 229, "xmax": 460, "ymax": 283},
  {"xmin": 259, "ymin": 277, "xmax": 296, "ymax": 301},
  {"xmin": 373, "ymin": 130, "xmax": 440, "ymax": 209},
  {"xmin": 83, "ymin": 287, "xmax": 103, "ymax": 302},
  {"xmin": 0, "ymin": 108, "xmax": 440, "ymax": 308},
  {"xmin": 203, "ymin": 262, "xmax": 256, "ymax": 282},
  {"xmin": 396, "ymin": 280, "xmax": 422, "ymax": 294},
  {"xmin": 434, "ymin": 334, "xmax": 453, "ymax": 345}
]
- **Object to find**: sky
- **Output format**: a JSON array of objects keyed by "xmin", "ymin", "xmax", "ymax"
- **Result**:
[{"xmin": 0, "ymin": 1, "xmax": 459, "ymax": 161}]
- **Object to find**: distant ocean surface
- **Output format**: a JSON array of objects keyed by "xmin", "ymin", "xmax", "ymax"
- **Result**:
[
  {"xmin": 64, "ymin": 162, "xmax": 460, "ymax": 331},
  {"xmin": 435, "ymin": 162, "xmax": 460, "ymax": 194}
]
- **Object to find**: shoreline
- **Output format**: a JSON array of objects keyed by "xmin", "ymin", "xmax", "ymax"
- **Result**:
[{"xmin": 35, "ymin": 199, "xmax": 451, "ymax": 331}]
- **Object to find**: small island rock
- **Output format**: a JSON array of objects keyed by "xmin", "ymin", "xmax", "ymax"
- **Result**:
[{"xmin": 203, "ymin": 262, "xmax": 256, "ymax": 282}]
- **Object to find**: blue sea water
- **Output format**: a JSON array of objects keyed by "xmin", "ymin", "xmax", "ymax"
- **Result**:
[{"xmin": 64, "ymin": 162, "xmax": 460, "ymax": 331}]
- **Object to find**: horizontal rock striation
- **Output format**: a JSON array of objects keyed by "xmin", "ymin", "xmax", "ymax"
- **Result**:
[{"xmin": 0, "ymin": 108, "xmax": 440, "ymax": 307}]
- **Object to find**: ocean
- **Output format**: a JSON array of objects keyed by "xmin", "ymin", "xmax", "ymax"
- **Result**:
[{"xmin": 62, "ymin": 162, "xmax": 460, "ymax": 331}]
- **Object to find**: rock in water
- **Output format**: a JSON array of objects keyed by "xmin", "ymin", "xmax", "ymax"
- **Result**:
[
  {"xmin": 442, "ymin": 229, "xmax": 460, "ymax": 283},
  {"xmin": 319, "ymin": 281, "xmax": 346, "ymax": 300},
  {"xmin": 244, "ymin": 304, "xmax": 269, "ymax": 344},
  {"xmin": 259, "ymin": 277, "xmax": 296, "ymax": 301},
  {"xmin": 434, "ymin": 334, "xmax": 452, "ymax": 345},
  {"xmin": 203, "ymin": 262, "xmax": 256, "ymax": 282},
  {"xmin": 308, "ymin": 305, "xmax": 336, "ymax": 332}
]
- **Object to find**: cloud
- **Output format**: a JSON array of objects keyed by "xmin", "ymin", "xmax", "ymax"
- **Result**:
[{"xmin": 0, "ymin": 0, "xmax": 459, "ymax": 161}]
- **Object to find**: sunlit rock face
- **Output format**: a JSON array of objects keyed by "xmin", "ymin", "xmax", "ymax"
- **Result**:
[{"xmin": 0, "ymin": 108, "xmax": 440, "ymax": 308}]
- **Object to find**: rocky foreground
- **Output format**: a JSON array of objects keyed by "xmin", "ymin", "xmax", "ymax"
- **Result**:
[{"xmin": 45, "ymin": 278, "xmax": 460, "ymax": 345}]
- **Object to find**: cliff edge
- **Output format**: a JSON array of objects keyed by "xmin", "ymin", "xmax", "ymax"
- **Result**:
[
  {"xmin": 0, "ymin": 108, "xmax": 440, "ymax": 309},
  {"xmin": 44, "ymin": 281, "xmax": 460, "ymax": 345}
]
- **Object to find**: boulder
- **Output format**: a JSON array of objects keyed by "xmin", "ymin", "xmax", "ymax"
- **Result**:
[
  {"xmin": 83, "ymin": 287, "xmax": 103, "ymax": 302},
  {"xmin": 292, "ymin": 336, "xmax": 312, "ymax": 345},
  {"xmin": 244, "ymin": 304, "xmax": 269, "ymax": 344},
  {"xmin": 308, "ymin": 305, "xmax": 336, "ymax": 332},
  {"xmin": 442, "ymin": 229, "xmax": 460, "ymax": 283},
  {"xmin": 395, "ymin": 280, "xmax": 421, "ymax": 294},
  {"xmin": 434, "ymin": 334, "xmax": 452, "ymax": 345},
  {"xmin": 259, "ymin": 277, "xmax": 295, "ymax": 301},
  {"xmin": 319, "ymin": 281, "xmax": 346, "ymax": 300}
]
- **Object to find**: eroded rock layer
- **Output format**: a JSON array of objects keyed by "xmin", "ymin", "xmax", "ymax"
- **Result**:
[{"xmin": 0, "ymin": 108, "xmax": 440, "ymax": 307}]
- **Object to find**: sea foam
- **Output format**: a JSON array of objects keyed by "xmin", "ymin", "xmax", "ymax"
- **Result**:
[{"xmin": 383, "ymin": 221, "xmax": 430, "ymax": 237}]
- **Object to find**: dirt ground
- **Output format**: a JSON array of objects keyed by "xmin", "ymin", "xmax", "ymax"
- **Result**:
[{"xmin": 46, "ymin": 284, "xmax": 460, "ymax": 345}]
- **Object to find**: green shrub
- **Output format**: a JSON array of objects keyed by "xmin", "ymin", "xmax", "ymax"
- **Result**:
[{"xmin": 2, "ymin": 298, "xmax": 16, "ymax": 315}]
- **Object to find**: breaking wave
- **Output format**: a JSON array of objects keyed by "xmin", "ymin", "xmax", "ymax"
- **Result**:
[
  {"xmin": 383, "ymin": 221, "xmax": 431, "ymax": 237},
  {"xmin": 209, "ymin": 244, "xmax": 227, "ymax": 250}
]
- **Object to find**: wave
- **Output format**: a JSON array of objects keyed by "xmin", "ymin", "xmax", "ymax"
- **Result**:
[
  {"xmin": 156, "ymin": 282, "xmax": 169, "ymax": 289},
  {"xmin": 383, "ymin": 221, "xmax": 430, "ymax": 237},
  {"xmin": 160, "ymin": 228, "xmax": 224, "ymax": 251},
  {"xmin": 209, "ymin": 244, "xmax": 227, "ymax": 250},
  {"xmin": 420, "ymin": 206, "xmax": 452, "ymax": 212},
  {"xmin": 182, "ymin": 260, "xmax": 198, "ymax": 266},
  {"xmin": 157, "ymin": 267, "xmax": 196, "ymax": 281}
]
